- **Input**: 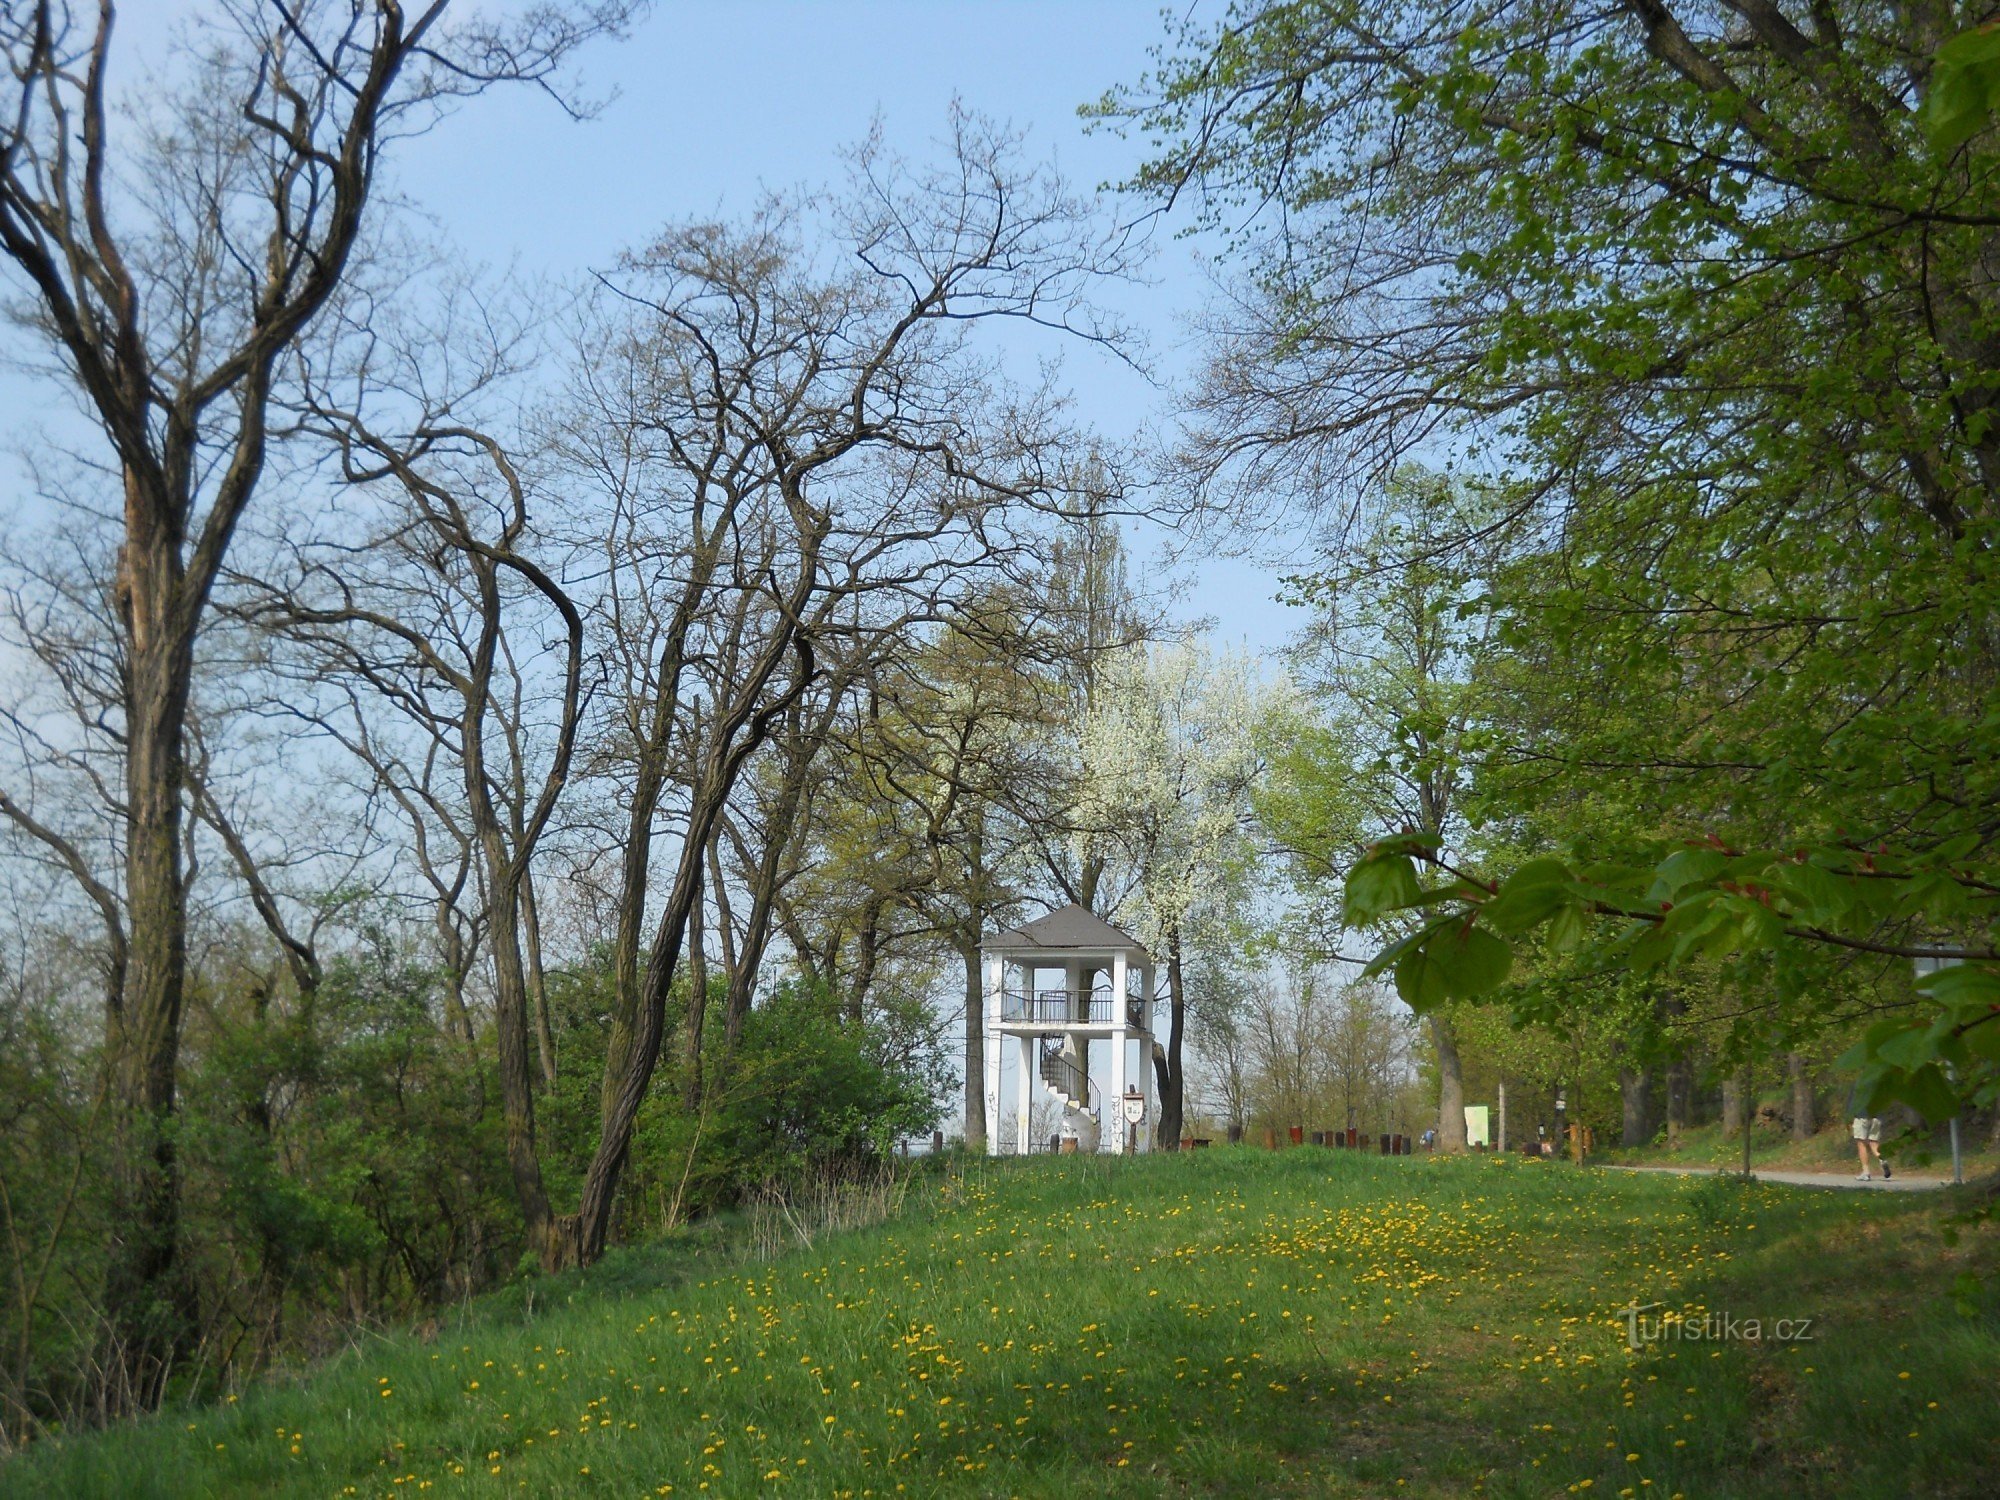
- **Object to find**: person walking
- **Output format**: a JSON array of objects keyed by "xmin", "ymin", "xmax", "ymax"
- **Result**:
[{"xmin": 1849, "ymin": 1090, "xmax": 1891, "ymax": 1181}]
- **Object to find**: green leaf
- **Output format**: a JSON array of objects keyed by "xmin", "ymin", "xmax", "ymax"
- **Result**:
[
  {"xmin": 1917, "ymin": 962, "xmax": 2000, "ymax": 1007},
  {"xmin": 1962, "ymin": 1013, "xmax": 2000, "ymax": 1064},
  {"xmin": 1924, "ymin": 25, "xmax": 2000, "ymax": 155},
  {"xmin": 1359, "ymin": 923, "xmax": 1431, "ymax": 980},
  {"xmin": 1647, "ymin": 848, "xmax": 1727, "ymax": 901},
  {"xmin": 1394, "ymin": 941, "xmax": 1450, "ymax": 1013},
  {"xmin": 1890, "ymin": 1063, "xmax": 1960, "ymax": 1124},
  {"xmin": 1774, "ymin": 861, "xmax": 1854, "ymax": 924},
  {"xmin": 1874, "ymin": 1022, "xmax": 1938, "ymax": 1072},
  {"xmin": 1545, "ymin": 901, "xmax": 1592, "ymax": 952},
  {"xmin": 1343, "ymin": 851, "xmax": 1423, "ymax": 927},
  {"xmin": 1481, "ymin": 856, "xmax": 1575, "ymax": 935},
  {"xmin": 1429, "ymin": 923, "xmax": 1514, "ymax": 999}
]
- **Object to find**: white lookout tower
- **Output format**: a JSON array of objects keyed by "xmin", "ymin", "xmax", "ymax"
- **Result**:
[{"xmin": 981, "ymin": 904, "xmax": 1157, "ymax": 1156}]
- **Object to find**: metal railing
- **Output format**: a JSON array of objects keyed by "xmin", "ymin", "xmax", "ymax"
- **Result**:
[
  {"xmin": 999, "ymin": 987, "xmax": 1151, "ymax": 1028},
  {"xmin": 1001, "ymin": 986, "xmax": 1111, "ymax": 1022},
  {"xmin": 1038, "ymin": 1035, "xmax": 1090, "ymax": 1105}
]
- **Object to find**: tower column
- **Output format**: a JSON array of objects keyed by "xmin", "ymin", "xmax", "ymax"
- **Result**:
[
  {"xmin": 983, "ymin": 953, "xmax": 1005, "ymax": 1156},
  {"xmin": 1112, "ymin": 1032, "xmax": 1128, "ymax": 1160},
  {"xmin": 1017, "ymin": 1031, "xmax": 1035, "ymax": 1155},
  {"xmin": 1141, "ymin": 963, "xmax": 1156, "ymax": 1152}
]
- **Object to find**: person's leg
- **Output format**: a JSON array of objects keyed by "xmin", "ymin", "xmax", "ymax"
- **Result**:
[{"xmin": 1855, "ymin": 1133, "xmax": 1871, "ymax": 1179}]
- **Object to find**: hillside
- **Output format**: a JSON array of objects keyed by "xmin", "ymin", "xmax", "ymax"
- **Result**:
[{"xmin": 4, "ymin": 1151, "xmax": 1994, "ymax": 1498}]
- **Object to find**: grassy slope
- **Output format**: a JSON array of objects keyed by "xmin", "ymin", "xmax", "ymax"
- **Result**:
[{"xmin": 4, "ymin": 1151, "xmax": 1995, "ymax": 1499}]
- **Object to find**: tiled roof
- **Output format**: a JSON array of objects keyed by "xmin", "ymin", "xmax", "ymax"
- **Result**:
[{"xmin": 985, "ymin": 903, "xmax": 1150, "ymax": 959}]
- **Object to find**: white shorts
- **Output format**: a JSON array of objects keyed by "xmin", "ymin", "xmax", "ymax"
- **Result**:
[{"xmin": 1850, "ymin": 1117, "xmax": 1882, "ymax": 1142}]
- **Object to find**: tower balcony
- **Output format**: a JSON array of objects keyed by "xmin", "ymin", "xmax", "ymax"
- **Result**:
[{"xmin": 998, "ymin": 986, "xmax": 1147, "ymax": 1031}]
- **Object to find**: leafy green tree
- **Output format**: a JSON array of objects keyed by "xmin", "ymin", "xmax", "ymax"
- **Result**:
[
  {"xmin": 1113, "ymin": 2, "xmax": 2000, "ymax": 1122},
  {"xmin": 1077, "ymin": 638, "xmax": 1282, "ymax": 1146},
  {"xmin": 1259, "ymin": 470, "xmax": 1511, "ymax": 1148}
]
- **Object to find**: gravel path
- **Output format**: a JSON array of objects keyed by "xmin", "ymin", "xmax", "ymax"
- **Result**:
[{"xmin": 1599, "ymin": 1163, "xmax": 1948, "ymax": 1191}]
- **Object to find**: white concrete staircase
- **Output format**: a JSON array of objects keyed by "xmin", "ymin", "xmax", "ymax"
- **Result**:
[{"xmin": 1038, "ymin": 1034, "xmax": 1089, "ymax": 1108}]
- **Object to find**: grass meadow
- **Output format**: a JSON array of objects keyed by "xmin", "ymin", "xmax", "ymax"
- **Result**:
[{"xmin": 3, "ymin": 1149, "xmax": 1994, "ymax": 1498}]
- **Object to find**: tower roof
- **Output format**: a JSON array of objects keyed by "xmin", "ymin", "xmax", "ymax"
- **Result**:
[{"xmin": 984, "ymin": 903, "xmax": 1150, "ymax": 961}]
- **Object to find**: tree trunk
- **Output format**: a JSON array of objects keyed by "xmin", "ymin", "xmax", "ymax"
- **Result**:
[
  {"xmin": 1660, "ymin": 989, "xmax": 1689, "ymax": 1148},
  {"xmin": 1788, "ymin": 1052, "xmax": 1814, "ymax": 1141},
  {"xmin": 960, "ymin": 939, "xmax": 986, "ymax": 1152},
  {"xmin": 682, "ymin": 885, "xmax": 708, "ymax": 1111},
  {"xmin": 848, "ymin": 900, "xmax": 884, "ymax": 1024},
  {"xmin": 1620, "ymin": 1066, "xmax": 1650, "ymax": 1147},
  {"xmin": 1721, "ymin": 1072, "xmax": 1744, "ymax": 1136},
  {"xmin": 523, "ymin": 869, "xmax": 557, "ymax": 1089},
  {"xmin": 102, "ymin": 521, "xmax": 197, "ymax": 1411},
  {"xmin": 1665, "ymin": 1057, "xmax": 1691, "ymax": 1148},
  {"xmin": 1431, "ymin": 1014, "xmax": 1467, "ymax": 1152},
  {"xmin": 567, "ymin": 786, "xmax": 716, "ymax": 1268},
  {"xmin": 484, "ymin": 864, "xmax": 555, "ymax": 1256},
  {"xmin": 1155, "ymin": 932, "xmax": 1187, "ymax": 1149}
]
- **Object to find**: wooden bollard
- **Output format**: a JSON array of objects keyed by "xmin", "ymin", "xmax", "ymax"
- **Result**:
[
  {"xmin": 1379, "ymin": 1134, "xmax": 1391, "ymax": 1155},
  {"xmin": 1346, "ymin": 1128, "xmax": 1358, "ymax": 1148},
  {"xmin": 1289, "ymin": 1125, "xmax": 1305, "ymax": 1146},
  {"xmin": 1263, "ymin": 1127, "xmax": 1279, "ymax": 1150}
]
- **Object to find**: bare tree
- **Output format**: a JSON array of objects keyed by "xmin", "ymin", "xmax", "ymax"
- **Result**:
[
  {"xmin": 0, "ymin": 1, "xmax": 633, "ymax": 1405},
  {"xmin": 237, "ymin": 114, "xmax": 1129, "ymax": 1267},
  {"xmin": 546, "ymin": 125, "xmax": 1126, "ymax": 1258}
]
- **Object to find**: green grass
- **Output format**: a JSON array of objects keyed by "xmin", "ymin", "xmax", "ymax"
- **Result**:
[{"xmin": 5, "ymin": 1150, "xmax": 1996, "ymax": 1498}]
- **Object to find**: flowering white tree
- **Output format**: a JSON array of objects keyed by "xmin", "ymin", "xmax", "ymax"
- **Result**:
[{"xmin": 1076, "ymin": 639, "xmax": 1289, "ymax": 1146}]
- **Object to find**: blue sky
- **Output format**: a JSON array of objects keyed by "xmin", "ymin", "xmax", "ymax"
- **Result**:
[
  {"xmin": 6, "ymin": 1, "xmax": 1311, "ymax": 656},
  {"xmin": 389, "ymin": 0, "xmax": 1311, "ymax": 655}
]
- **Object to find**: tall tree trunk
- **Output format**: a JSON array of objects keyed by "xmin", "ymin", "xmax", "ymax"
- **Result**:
[
  {"xmin": 1665, "ymin": 1058, "xmax": 1691, "ymax": 1147},
  {"xmin": 1788, "ymin": 1052, "xmax": 1815, "ymax": 1141},
  {"xmin": 570, "ymin": 638, "xmax": 814, "ymax": 1267},
  {"xmin": 682, "ymin": 885, "xmax": 709, "ymax": 1111},
  {"xmin": 522, "ymin": 869, "xmax": 557, "ymax": 1089},
  {"xmin": 1432, "ymin": 1014, "xmax": 1467, "ymax": 1152},
  {"xmin": 1721, "ymin": 1072, "xmax": 1744, "ymax": 1136},
  {"xmin": 1620, "ymin": 1066, "xmax": 1651, "ymax": 1147},
  {"xmin": 1155, "ymin": 931, "xmax": 1187, "ymax": 1149},
  {"xmin": 484, "ymin": 864, "xmax": 555, "ymax": 1255},
  {"xmin": 848, "ymin": 899, "xmax": 884, "ymax": 1025},
  {"xmin": 960, "ymin": 937, "xmax": 986, "ymax": 1152},
  {"xmin": 103, "ymin": 524, "xmax": 197, "ymax": 1411}
]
